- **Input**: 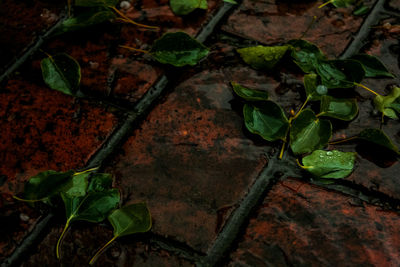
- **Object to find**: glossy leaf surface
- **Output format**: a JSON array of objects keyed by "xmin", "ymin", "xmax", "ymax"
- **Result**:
[
  {"xmin": 237, "ymin": 45, "xmax": 289, "ymax": 70},
  {"xmin": 108, "ymin": 203, "xmax": 152, "ymax": 237},
  {"xmin": 301, "ymin": 150, "xmax": 356, "ymax": 178},
  {"xmin": 304, "ymin": 74, "xmax": 326, "ymax": 101},
  {"xmin": 351, "ymin": 54, "xmax": 394, "ymax": 78},
  {"xmin": 150, "ymin": 32, "xmax": 209, "ymax": 67},
  {"xmin": 358, "ymin": 129, "xmax": 399, "ymax": 155},
  {"xmin": 319, "ymin": 95, "xmax": 358, "ymax": 121},
  {"xmin": 316, "ymin": 60, "xmax": 364, "ymax": 88},
  {"xmin": 56, "ymin": 10, "xmax": 116, "ymax": 34},
  {"xmin": 290, "ymin": 109, "xmax": 332, "ymax": 155},
  {"xmin": 243, "ymin": 102, "xmax": 289, "ymax": 142},
  {"xmin": 288, "ymin": 39, "xmax": 325, "ymax": 73},
  {"xmin": 170, "ymin": 0, "xmax": 207, "ymax": 15},
  {"xmin": 231, "ymin": 82, "xmax": 268, "ymax": 101},
  {"xmin": 41, "ymin": 53, "xmax": 81, "ymax": 95}
]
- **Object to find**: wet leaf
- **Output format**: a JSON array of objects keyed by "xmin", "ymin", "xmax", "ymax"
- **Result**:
[
  {"xmin": 170, "ymin": 0, "xmax": 207, "ymax": 15},
  {"xmin": 350, "ymin": 54, "xmax": 394, "ymax": 78},
  {"xmin": 290, "ymin": 109, "xmax": 332, "ymax": 155},
  {"xmin": 358, "ymin": 129, "xmax": 399, "ymax": 155},
  {"xmin": 316, "ymin": 60, "xmax": 364, "ymax": 88},
  {"xmin": 88, "ymin": 173, "xmax": 113, "ymax": 192},
  {"xmin": 237, "ymin": 45, "xmax": 289, "ymax": 70},
  {"xmin": 74, "ymin": 0, "xmax": 119, "ymax": 6},
  {"xmin": 231, "ymin": 82, "xmax": 269, "ymax": 101},
  {"xmin": 23, "ymin": 170, "xmax": 74, "ymax": 201},
  {"xmin": 304, "ymin": 74, "xmax": 327, "ymax": 101},
  {"xmin": 62, "ymin": 189, "xmax": 120, "ymax": 224},
  {"xmin": 374, "ymin": 86, "xmax": 400, "ymax": 119},
  {"xmin": 319, "ymin": 95, "xmax": 358, "ymax": 121},
  {"xmin": 150, "ymin": 32, "xmax": 209, "ymax": 67},
  {"xmin": 41, "ymin": 53, "xmax": 81, "ymax": 95},
  {"xmin": 243, "ymin": 102, "xmax": 289, "ymax": 142},
  {"xmin": 288, "ymin": 39, "xmax": 326, "ymax": 73},
  {"xmin": 108, "ymin": 203, "xmax": 152, "ymax": 237},
  {"xmin": 301, "ymin": 150, "xmax": 357, "ymax": 178},
  {"xmin": 56, "ymin": 9, "xmax": 116, "ymax": 34}
]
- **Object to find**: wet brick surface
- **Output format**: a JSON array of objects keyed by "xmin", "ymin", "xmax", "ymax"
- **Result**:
[
  {"xmin": 229, "ymin": 178, "xmax": 400, "ymax": 267},
  {"xmin": 222, "ymin": 0, "xmax": 371, "ymax": 57}
]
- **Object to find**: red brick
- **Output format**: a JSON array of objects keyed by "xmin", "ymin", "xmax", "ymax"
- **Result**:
[
  {"xmin": 222, "ymin": 0, "xmax": 367, "ymax": 57},
  {"xmin": 0, "ymin": 78, "xmax": 118, "ymax": 259},
  {"xmin": 0, "ymin": 0, "xmax": 63, "ymax": 71},
  {"xmin": 23, "ymin": 224, "xmax": 193, "ymax": 266},
  {"xmin": 229, "ymin": 178, "xmax": 400, "ymax": 266}
]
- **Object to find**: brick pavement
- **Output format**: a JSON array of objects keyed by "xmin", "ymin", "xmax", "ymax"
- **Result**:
[{"xmin": 1, "ymin": 0, "xmax": 399, "ymax": 266}]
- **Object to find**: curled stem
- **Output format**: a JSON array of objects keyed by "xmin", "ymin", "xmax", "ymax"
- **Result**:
[
  {"xmin": 56, "ymin": 219, "xmax": 72, "ymax": 259},
  {"xmin": 318, "ymin": 0, "xmax": 334, "ymax": 8},
  {"xmin": 108, "ymin": 6, "xmax": 159, "ymax": 30},
  {"xmin": 354, "ymin": 82, "xmax": 381, "ymax": 96},
  {"xmin": 119, "ymin": 45, "xmax": 149, "ymax": 54},
  {"xmin": 89, "ymin": 236, "xmax": 118, "ymax": 265}
]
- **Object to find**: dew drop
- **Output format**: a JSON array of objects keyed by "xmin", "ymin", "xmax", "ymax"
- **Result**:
[
  {"xmin": 316, "ymin": 85, "xmax": 328, "ymax": 95},
  {"xmin": 326, "ymin": 151, "xmax": 333, "ymax": 156}
]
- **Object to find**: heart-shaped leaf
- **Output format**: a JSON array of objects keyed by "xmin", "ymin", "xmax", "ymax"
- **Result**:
[
  {"xmin": 55, "ymin": 9, "xmax": 116, "ymax": 35},
  {"xmin": 300, "ymin": 150, "xmax": 357, "ymax": 178},
  {"xmin": 41, "ymin": 53, "xmax": 81, "ymax": 95},
  {"xmin": 319, "ymin": 95, "xmax": 358, "ymax": 121},
  {"xmin": 170, "ymin": 0, "xmax": 207, "ymax": 15},
  {"xmin": 288, "ymin": 39, "xmax": 326, "ymax": 73},
  {"xmin": 231, "ymin": 82, "xmax": 269, "ymax": 101},
  {"xmin": 350, "ymin": 54, "xmax": 394, "ymax": 78},
  {"xmin": 74, "ymin": 0, "xmax": 119, "ymax": 6},
  {"xmin": 243, "ymin": 102, "xmax": 289, "ymax": 142},
  {"xmin": 316, "ymin": 59, "xmax": 364, "ymax": 88},
  {"xmin": 150, "ymin": 32, "xmax": 209, "ymax": 67},
  {"xmin": 237, "ymin": 45, "xmax": 289, "ymax": 70},
  {"xmin": 304, "ymin": 74, "xmax": 327, "ymax": 101},
  {"xmin": 373, "ymin": 86, "xmax": 400, "ymax": 119},
  {"xmin": 290, "ymin": 109, "xmax": 332, "ymax": 155},
  {"xmin": 358, "ymin": 129, "xmax": 399, "ymax": 155}
]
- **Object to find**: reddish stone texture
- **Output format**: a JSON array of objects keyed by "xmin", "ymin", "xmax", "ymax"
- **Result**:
[
  {"xmin": 0, "ymin": 78, "xmax": 118, "ymax": 260},
  {"xmin": 23, "ymin": 224, "xmax": 193, "ymax": 266},
  {"xmin": 229, "ymin": 178, "xmax": 400, "ymax": 267},
  {"xmin": 105, "ymin": 63, "xmax": 294, "ymax": 252},
  {"xmin": 0, "ymin": 0, "xmax": 63, "ymax": 72},
  {"xmin": 222, "ymin": 0, "xmax": 368, "ymax": 57}
]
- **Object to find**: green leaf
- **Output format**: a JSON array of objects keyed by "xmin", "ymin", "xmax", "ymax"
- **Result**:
[
  {"xmin": 237, "ymin": 45, "xmax": 289, "ymax": 70},
  {"xmin": 301, "ymin": 150, "xmax": 357, "ymax": 178},
  {"xmin": 374, "ymin": 86, "xmax": 400, "ymax": 119},
  {"xmin": 243, "ymin": 102, "xmax": 289, "ymax": 142},
  {"xmin": 304, "ymin": 74, "xmax": 327, "ymax": 101},
  {"xmin": 288, "ymin": 39, "xmax": 326, "ymax": 73},
  {"xmin": 353, "ymin": 5, "xmax": 370, "ymax": 15},
  {"xmin": 224, "ymin": 0, "xmax": 237, "ymax": 3},
  {"xmin": 62, "ymin": 189, "xmax": 120, "ymax": 224},
  {"xmin": 88, "ymin": 173, "xmax": 113, "ymax": 192},
  {"xmin": 231, "ymin": 82, "xmax": 269, "ymax": 101},
  {"xmin": 358, "ymin": 129, "xmax": 399, "ymax": 155},
  {"xmin": 170, "ymin": 0, "xmax": 208, "ymax": 15},
  {"xmin": 41, "ymin": 53, "xmax": 81, "ymax": 95},
  {"xmin": 108, "ymin": 203, "xmax": 152, "ymax": 237},
  {"xmin": 23, "ymin": 170, "xmax": 74, "ymax": 201},
  {"xmin": 55, "ymin": 9, "xmax": 116, "ymax": 35},
  {"xmin": 150, "ymin": 32, "xmax": 209, "ymax": 67},
  {"xmin": 63, "ymin": 173, "xmax": 89, "ymax": 198},
  {"xmin": 350, "ymin": 54, "xmax": 394, "ymax": 78},
  {"xmin": 290, "ymin": 109, "xmax": 332, "ymax": 155},
  {"xmin": 316, "ymin": 59, "xmax": 365, "ymax": 89},
  {"xmin": 319, "ymin": 95, "xmax": 358, "ymax": 121},
  {"xmin": 74, "ymin": 0, "xmax": 119, "ymax": 6},
  {"xmin": 332, "ymin": 0, "xmax": 357, "ymax": 8}
]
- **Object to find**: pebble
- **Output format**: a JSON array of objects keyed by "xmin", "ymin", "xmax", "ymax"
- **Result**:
[
  {"xmin": 120, "ymin": 1, "xmax": 131, "ymax": 10},
  {"xmin": 20, "ymin": 213, "xmax": 30, "ymax": 222}
]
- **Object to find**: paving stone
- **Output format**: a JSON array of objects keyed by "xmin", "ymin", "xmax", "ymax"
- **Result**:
[
  {"xmin": 222, "ymin": 0, "xmax": 371, "ymax": 57},
  {"xmin": 0, "ymin": 0, "xmax": 63, "ymax": 72},
  {"xmin": 229, "ymin": 178, "xmax": 400, "ymax": 267},
  {"xmin": 0, "ymin": 77, "xmax": 118, "ymax": 260},
  {"xmin": 23, "ymin": 224, "xmax": 193, "ymax": 266}
]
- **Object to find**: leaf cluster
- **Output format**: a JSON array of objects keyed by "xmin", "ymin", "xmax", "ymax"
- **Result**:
[
  {"xmin": 14, "ymin": 168, "xmax": 151, "ymax": 264},
  {"xmin": 233, "ymin": 39, "xmax": 399, "ymax": 179}
]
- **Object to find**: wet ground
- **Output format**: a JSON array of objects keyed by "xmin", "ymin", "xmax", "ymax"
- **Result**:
[{"xmin": 1, "ymin": 0, "xmax": 400, "ymax": 266}]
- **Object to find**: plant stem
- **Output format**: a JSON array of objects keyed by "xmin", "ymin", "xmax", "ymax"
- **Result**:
[
  {"xmin": 298, "ymin": 16, "xmax": 317, "ymax": 39},
  {"xmin": 328, "ymin": 136, "xmax": 358, "ymax": 145},
  {"xmin": 119, "ymin": 45, "xmax": 149, "ymax": 54},
  {"xmin": 12, "ymin": 195, "xmax": 44, "ymax": 202},
  {"xmin": 318, "ymin": 0, "xmax": 334, "ymax": 8},
  {"xmin": 290, "ymin": 96, "xmax": 310, "ymax": 122},
  {"xmin": 73, "ymin": 166, "xmax": 99, "ymax": 176},
  {"xmin": 89, "ymin": 236, "xmax": 118, "ymax": 265},
  {"xmin": 278, "ymin": 141, "xmax": 286, "ymax": 160},
  {"xmin": 354, "ymin": 82, "xmax": 381, "ymax": 96},
  {"xmin": 108, "ymin": 6, "xmax": 159, "ymax": 30},
  {"xmin": 56, "ymin": 218, "xmax": 72, "ymax": 259}
]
